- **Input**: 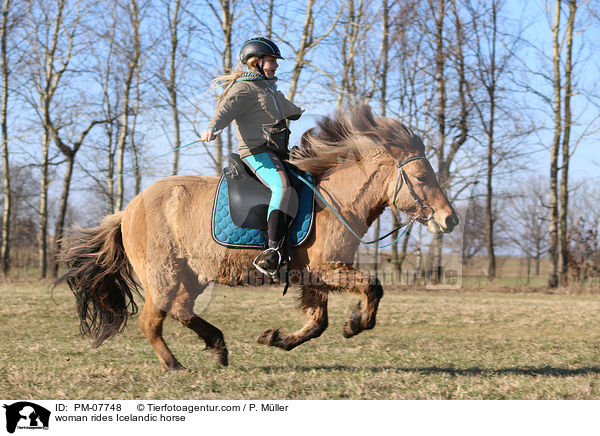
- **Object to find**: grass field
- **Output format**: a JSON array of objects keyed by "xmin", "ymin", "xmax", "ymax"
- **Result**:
[{"xmin": 1, "ymin": 279, "xmax": 600, "ymax": 400}]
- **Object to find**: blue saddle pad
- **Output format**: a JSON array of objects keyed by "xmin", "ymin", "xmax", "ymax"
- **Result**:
[{"xmin": 211, "ymin": 171, "xmax": 315, "ymax": 249}]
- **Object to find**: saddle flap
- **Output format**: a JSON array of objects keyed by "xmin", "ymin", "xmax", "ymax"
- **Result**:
[
  {"xmin": 225, "ymin": 153, "xmax": 269, "ymax": 229},
  {"xmin": 228, "ymin": 176, "xmax": 270, "ymax": 229},
  {"xmin": 211, "ymin": 154, "xmax": 316, "ymax": 249}
]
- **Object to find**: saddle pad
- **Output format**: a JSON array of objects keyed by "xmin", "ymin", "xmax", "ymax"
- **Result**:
[{"xmin": 211, "ymin": 171, "xmax": 315, "ymax": 249}]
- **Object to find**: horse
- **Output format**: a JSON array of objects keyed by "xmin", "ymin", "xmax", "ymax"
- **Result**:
[{"xmin": 56, "ymin": 105, "xmax": 459, "ymax": 370}]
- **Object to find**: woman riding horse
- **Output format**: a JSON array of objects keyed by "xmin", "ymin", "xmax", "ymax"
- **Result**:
[
  {"xmin": 200, "ymin": 37, "xmax": 304, "ymax": 274},
  {"xmin": 57, "ymin": 96, "xmax": 459, "ymax": 370}
]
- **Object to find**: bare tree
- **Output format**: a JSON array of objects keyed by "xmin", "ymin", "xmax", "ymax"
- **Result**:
[
  {"xmin": 425, "ymin": 0, "xmax": 471, "ymax": 283},
  {"xmin": 94, "ymin": 1, "xmax": 119, "ymax": 214},
  {"xmin": 505, "ymin": 179, "xmax": 549, "ymax": 279},
  {"xmin": 200, "ymin": 0, "xmax": 234, "ymax": 174},
  {"xmin": 387, "ymin": 0, "xmax": 426, "ymax": 273},
  {"xmin": 23, "ymin": 0, "xmax": 81, "ymax": 278},
  {"xmin": 159, "ymin": 0, "xmax": 185, "ymax": 176},
  {"xmin": 558, "ymin": 0, "xmax": 577, "ymax": 286},
  {"xmin": 373, "ymin": 0, "xmax": 390, "ymax": 275},
  {"xmin": 114, "ymin": 0, "xmax": 142, "ymax": 212},
  {"xmin": 335, "ymin": 0, "xmax": 366, "ymax": 111},
  {"xmin": 466, "ymin": 0, "xmax": 524, "ymax": 281},
  {"xmin": 49, "ymin": 119, "xmax": 105, "ymax": 277},
  {"xmin": 1, "ymin": 0, "xmax": 13, "ymax": 276},
  {"xmin": 165, "ymin": 0, "xmax": 182, "ymax": 175},
  {"xmin": 547, "ymin": 0, "xmax": 562, "ymax": 288},
  {"xmin": 250, "ymin": 0, "xmax": 274, "ymax": 38},
  {"xmin": 285, "ymin": 0, "xmax": 342, "ymax": 102}
]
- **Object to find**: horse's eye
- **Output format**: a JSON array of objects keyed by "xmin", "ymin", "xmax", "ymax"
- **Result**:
[{"xmin": 416, "ymin": 175, "xmax": 427, "ymax": 183}]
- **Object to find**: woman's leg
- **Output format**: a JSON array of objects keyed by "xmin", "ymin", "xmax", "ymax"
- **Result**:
[{"xmin": 243, "ymin": 151, "xmax": 298, "ymax": 270}]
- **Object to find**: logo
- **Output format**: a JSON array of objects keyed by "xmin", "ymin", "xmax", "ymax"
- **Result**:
[{"xmin": 3, "ymin": 402, "xmax": 50, "ymax": 434}]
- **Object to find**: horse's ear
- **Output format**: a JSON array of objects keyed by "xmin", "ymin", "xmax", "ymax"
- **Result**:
[{"xmin": 350, "ymin": 104, "xmax": 377, "ymax": 133}]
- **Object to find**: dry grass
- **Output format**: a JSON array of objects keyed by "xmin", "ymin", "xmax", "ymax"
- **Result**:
[{"xmin": 1, "ymin": 279, "xmax": 600, "ymax": 400}]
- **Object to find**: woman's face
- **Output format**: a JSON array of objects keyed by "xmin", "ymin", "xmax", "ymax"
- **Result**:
[{"xmin": 261, "ymin": 55, "xmax": 278, "ymax": 78}]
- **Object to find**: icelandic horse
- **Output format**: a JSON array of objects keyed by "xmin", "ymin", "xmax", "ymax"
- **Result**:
[{"xmin": 56, "ymin": 105, "xmax": 458, "ymax": 370}]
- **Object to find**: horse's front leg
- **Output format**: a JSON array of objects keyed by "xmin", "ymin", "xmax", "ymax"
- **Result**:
[
  {"xmin": 256, "ymin": 286, "xmax": 328, "ymax": 351},
  {"xmin": 320, "ymin": 263, "xmax": 383, "ymax": 338}
]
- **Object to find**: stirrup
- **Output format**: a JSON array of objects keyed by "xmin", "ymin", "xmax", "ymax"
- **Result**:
[{"xmin": 252, "ymin": 247, "xmax": 282, "ymax": 277}]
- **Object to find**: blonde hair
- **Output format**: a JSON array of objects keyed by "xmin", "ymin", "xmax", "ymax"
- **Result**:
[{"xmin": 212, "ymin": 57, "xmax": 260, "ymax": 103}]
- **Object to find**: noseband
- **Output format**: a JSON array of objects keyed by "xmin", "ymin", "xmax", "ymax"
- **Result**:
[{"xmin": 392, "ymin": 156, "xmax": 434, "ymax": 222}]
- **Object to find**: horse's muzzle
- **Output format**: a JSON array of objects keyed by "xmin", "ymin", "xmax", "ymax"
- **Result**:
[
  {"xmin": 444, "ymin": 213, "xmax": 459, "ymax": 232},
  {"xmin": 427, "ymin": 211, "xmax": 459, "ymax": 234}
]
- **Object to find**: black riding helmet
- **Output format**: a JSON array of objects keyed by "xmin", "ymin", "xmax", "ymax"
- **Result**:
[{"xmin": 239, "ymin": 37, "xmax": 284, "ymax": 64}]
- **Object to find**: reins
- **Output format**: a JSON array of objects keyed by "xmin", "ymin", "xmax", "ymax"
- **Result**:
[{"xmin": 292, "ymin": 155, "xmax": 431, "ymax": 248}]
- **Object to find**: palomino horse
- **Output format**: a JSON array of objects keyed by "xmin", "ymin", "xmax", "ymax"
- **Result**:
[{"xmin": 57, "ymin": 105, "xmax": 458, "ymax": 370}]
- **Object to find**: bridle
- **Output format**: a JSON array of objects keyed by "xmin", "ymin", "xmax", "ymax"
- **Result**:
[
  {"xmin": 391, "ymin": 155, "xmax": 434, "ymax": 222},
  {"xmin": 291, "ymin": 154, "xmax": 435, "ymax": 247}
]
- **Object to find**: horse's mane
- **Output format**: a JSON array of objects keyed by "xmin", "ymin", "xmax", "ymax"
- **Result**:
[{"xmin": 289, "ymin": 104, "xmax": 425, "ymax": 176}]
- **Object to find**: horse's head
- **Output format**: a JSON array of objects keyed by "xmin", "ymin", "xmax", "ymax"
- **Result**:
[
  {"xmin": 383, "ymin": 152, "xmax": 459, "ymax": 234},
  {"xmin": 370, "ymin": 117, "xmax": 458, "ymax": 234}
]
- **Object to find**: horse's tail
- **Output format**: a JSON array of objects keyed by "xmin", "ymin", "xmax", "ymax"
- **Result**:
[{"xmin": 55, "ymin": 212, "xmax": 139, "ymax": 347}]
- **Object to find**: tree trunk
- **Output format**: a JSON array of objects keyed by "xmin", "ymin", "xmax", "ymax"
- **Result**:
[
  {"xmin": 380, "ymin": 0, "xmax": 389, "ymax": 116},
  {"xmin": 106, "ymin": 125, "xmax": 115, "ymax": 213},
  {"xmin": 265, "ymin": 0, "xmax": 274, "ymax": 39},
  {"xmin": 336, "ymin": 0, "xmax": 357, "ymax": 111},
  {"xmin": 115, "ymin": 0, "xmax": 141, "ymax": 212},
  {"xmin": 38, "ymin": 129, "xmax": 50, "ymax": 278},
  {"xmin": 373, "ymin": 0, "xmax": 390, "ymax": 277},
  {"xmin": 548, "ymin": 0, "xmax": 561, "ymax": 288},
  {"xmin": 287, "ymin": 0, "xmax": 340, "ymax": 102},
  {"xmin": 102, "ymin": 4, "xmax": 117, "ymax": 214},
  {"xmin": 220, "ymin": 0, "xmax": 232, "ymax": 173},
  {"xmin": 0, "ymin": 0, "xmax": 10, "ymax": 277},
  {"xmin": 130, "ymin": 122, "xmax": 141, "ymax": 194},
  {"xmin": 49, "ymin": 116, "xmax": 103, "ymax": 278},
  {"xmin": 51, "ymin": 154, "xmax": 74, "ymax": 278},
  {"xmin": 391, "ymin": 213, "xmax": 400, "ymax": 269},
  {"xmin": 34, "ymin": 0, "xmax": 69, "ymax": 278},
  {"xmin": 169, "ymin": 0, "xmax": 181, "ymax": 176},
  {"xmin": 432, "ymin": 0, "xmax": 446, "ymax": 284},
  {"xmin": 131, "ymin": 56, "xmax": 142, "ymax": 195},
  {"xmin": 288, "ymin": 0, "xmax": 314, "ymax": 102},
  {"xmin": 398, "ymin": 222, "xmax": 413, "ymax": 274},
  {"xmin": 373, "ymin": 219, "xmax": 380, "ymax": 278},
  {"xmin": 559, "ymin": 0, "xmax": 576, "ymax": 286},
  {"xmin": 486, "ymin": 128, "xmax": 496, "ymax": 281},
  {"xmin": 485, "ymin": 1, "xmax": 498, "ymax": 282}
]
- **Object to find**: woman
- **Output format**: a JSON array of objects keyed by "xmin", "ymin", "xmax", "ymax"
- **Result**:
[{"xmin": 201, "ymin": 37, "xmax": 304, "ymax": 274}]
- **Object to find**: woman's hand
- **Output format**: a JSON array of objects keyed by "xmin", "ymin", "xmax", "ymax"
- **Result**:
[{"xmin": 200, "ymin": 128, "xmax": 215, "ymax": 142}]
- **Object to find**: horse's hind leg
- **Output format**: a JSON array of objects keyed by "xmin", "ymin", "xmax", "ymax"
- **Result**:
[
  {"xmin": 181, "ymin": 315, "xmax": 228, "ymax": 366},
  {"xmin": 256, "ymin": 286, "xmax": 328, "ymax": 351},
  {"xmin": 138, "ymin": 292, "xmax": 183, "ymax": 371}
]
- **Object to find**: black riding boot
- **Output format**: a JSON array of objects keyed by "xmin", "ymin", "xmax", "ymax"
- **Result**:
[{"xmin": 255, "ymin": 210, "xmax": 293, "ymax": 274}]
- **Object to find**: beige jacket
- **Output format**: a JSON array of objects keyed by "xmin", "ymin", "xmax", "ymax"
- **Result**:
[{"xmin": 209, "ymin": 76, "xmax": 303, "ymax": 158}]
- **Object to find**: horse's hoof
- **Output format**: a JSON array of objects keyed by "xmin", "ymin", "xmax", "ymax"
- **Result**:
[
  {"xmin": 212, "ymin": 348, "xmax": 229, "ymax": 366},
  {"xmin": 165, "ymin": 360, "xmax": 185, "ymax": 371},
  {"xmin": 256, "ymin": 328, "xmax": 280, "ymax": 346},
  {"xmin": 342, "ymin": 318, "xmax": 361, "ymax": 338}
]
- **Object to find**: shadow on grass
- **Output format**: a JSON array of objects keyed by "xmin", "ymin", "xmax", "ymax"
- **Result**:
[{"xmin": 260, "ymin": 365, "xmax": 600, "ymax": 377}]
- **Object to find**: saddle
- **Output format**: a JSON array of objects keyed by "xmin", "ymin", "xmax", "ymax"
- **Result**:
[{"xmin": 211, "ymin": 153, "xmax": 315, "ymax": 249}]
